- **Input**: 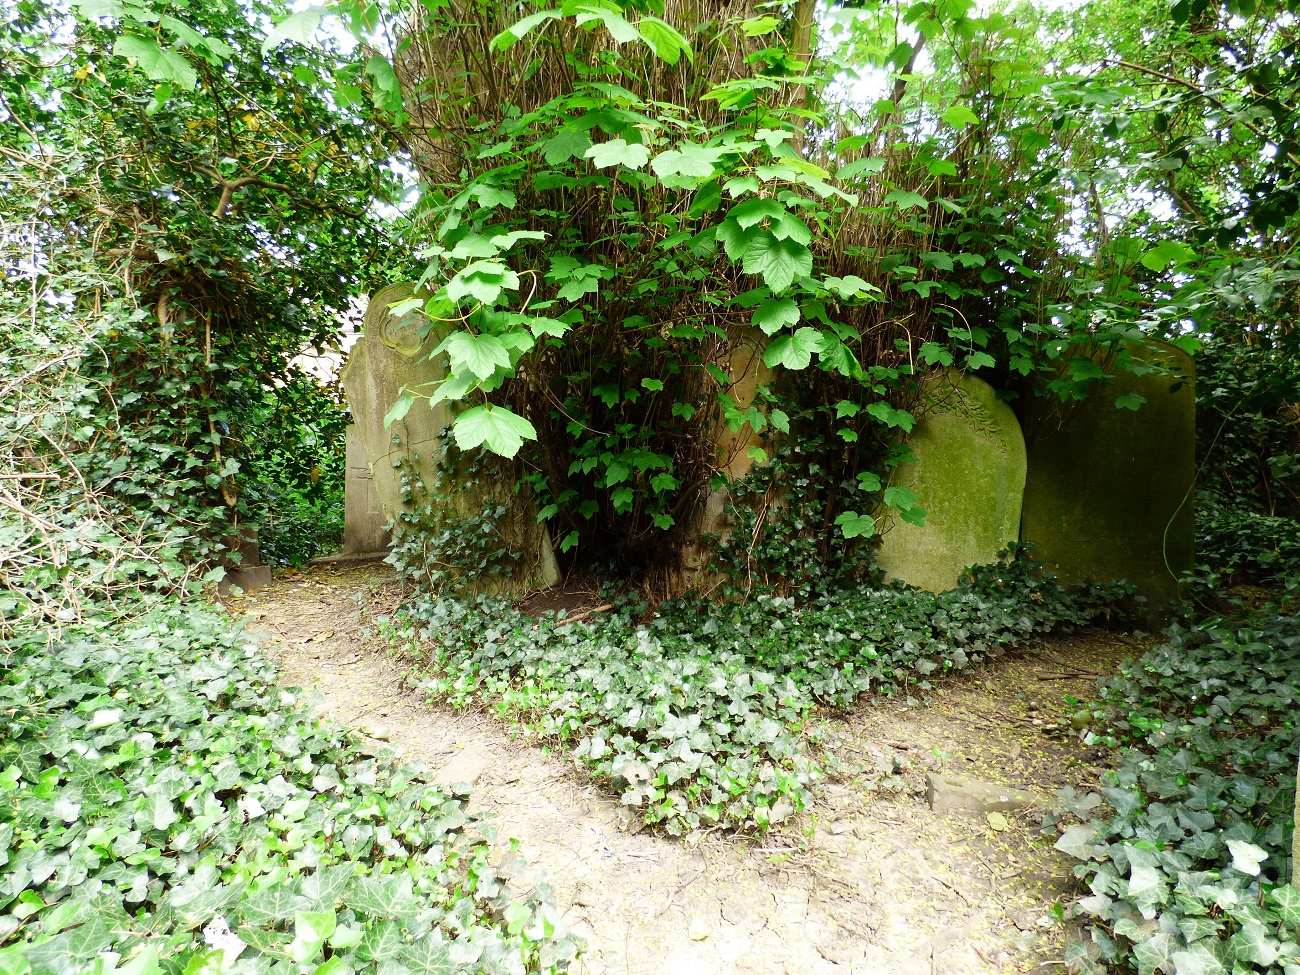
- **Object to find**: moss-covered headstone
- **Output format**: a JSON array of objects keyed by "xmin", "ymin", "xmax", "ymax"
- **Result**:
[
  {"xmin": 875, "ymin": 369, "xmax": 1027, "ymax": 592},
  {"xmin": 340, "ymin": 284, "xmax": 558, "ymax": 590},
  {"xmin": 1020, "ymin": 340, "xmax": 1195, "ymax": 614}
]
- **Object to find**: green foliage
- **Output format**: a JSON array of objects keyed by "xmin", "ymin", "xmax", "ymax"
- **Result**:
[
  {"xmin": 0, "ymin": 604, "xmax": 575, "ymax": 974},
  {"xmin": 1053, "ymin": 612, "xmax": 1300, "ymax": 975},
  {"xmin": 396, "ymin": 546, "xmax": 1132, "ymax": 835},
  {"xmin": 1190, "ymin": 495, "xmax": 1300, "ymax": 599}
]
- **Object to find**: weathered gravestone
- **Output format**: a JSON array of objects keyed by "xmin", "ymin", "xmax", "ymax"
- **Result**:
[
  {"xmin": 342, "ymin": 424, "xmax": 390, "ymax": 554},
  {"xmin": 1020, "ymin": 340, "xmax": 1195, "ymax": 614},
  {"xmin": 340, "ymin": 283, "xmax": 558, "ymax": 591},
  {"xmin": 1294, "ymin": 746, "xmax": 1299, "ymax": 885},
  {"xmin": 875, "ymin": 369, "xmax": 1027, "ymax": 592}
]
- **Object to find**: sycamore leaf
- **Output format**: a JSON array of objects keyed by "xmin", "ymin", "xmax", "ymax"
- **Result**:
[
  {"xmin": 1115, "ymin": 392, "xmax": 1146, "ymax": 411},
  {"xmin": 261, "ymin": 6, "xmax": 326, "ymax": 54},
  {"xmin": 114, "ymin": 34, "xmax": 197, "ymax": 89},
  {"xmin": 857, "ymin": 471, "xmax": 882, "ymax": 491},
  {"xmin": 771, "ymin": 211, "xmax": 812, "ymax": 245},
  {"xmin": 740, "ymin": 14, "xmax": 781, "ymax": 34},
  {"xmin": 445, "ymin": 260, "xmax": 519, "ymax": 305},
  {"xmin": 883, "ymin": 189, "xmax": 929, "ymax": 211},
  {"xmin": 542, "ymin": 127, "xmax": 592, "ymax": 164},
  {"xmin": 715, "ymin": 219, "xmax": 763, "ymax": 262},
  {"xmin": 836, "ymin": 157, "xmax": 886, "ymax": 180},
  {"xmin": 942, "ymin": 105, "xmax": 980, "ymax": 129},
  {"xmin": 441, "ymin": 332, "xmax": 511, "ymax": 381},
  {"xmin": 638, "ymin": 16, "xmax": 692, "ymax": 64},
  {"xmin": 835, "ymin": 511, "xmax": 876, "ymax": 539},
  {"xmin": 1141, "ymin": 240, "xmax": 1197, "ymax": 272},
  {"xmin": 741, "ymin": 232, "xmax": 812, "ymax": 293},
  {"xmin": 453, "ymin": 405, "xmax": 537, "ymax": 458},
  {"xmin": 491, "ymin": 9, "xmax": 562, "ymax": 50},
  {"xmin": 585, "ymin": 139, "xmax": 650, "ymax": 170},
  {"xmin": 763, "ymin": 327, "xmax": 822, "ymax": 370},
  {"xmin": 752, "ymin": 297, "xmax": 800, "ymax": 335},
  {"xmin": 383, "ymin": 393, "xmax": 415, "ymax": 428},
  {"xmin": 730, "ymin": 198, "xmax": 785, "ymax": 229},
  {"xmin": 365, "ymin": 54, "xmax": 402, "ymax": 113},
  {"xmin": 650, "ymin": 143, "xmax": 724, "ymax": 179}
]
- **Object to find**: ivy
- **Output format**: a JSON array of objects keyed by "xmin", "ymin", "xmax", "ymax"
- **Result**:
[{"xmin": 0, "ymin": 604, "xmax": 575, "ymax": 974}]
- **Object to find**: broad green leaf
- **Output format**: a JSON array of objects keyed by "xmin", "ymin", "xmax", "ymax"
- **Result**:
[
  {"xmin": 884, "ymin": 486, "xmax": 919, "ymax": 510},
  {"xmin": 942, "ymin": 105, "xmax": 980, "ymax": 129},
  {"xmin": 883, "ymin": 189, "xmax": 928, "ymax": 211},
  {"xmin": 356, "ymin": 920, "xmax": 404, "ymax": 961},
  {"xmin": 453, "ymin": 406, "xmax": 537, "ymax": 458},
  {"xmin": 1141, "ymin": 240, "xmax": 1197, "ymax": 272},
  {"xmin": 1115, "ymin": 393, "xmax": 1146, "ymax": 411},
  {"xmin": 113, "ymin": 35, "xmax": 197, "ymax": 89},
  {"xmin": 729, "ymin": 198, "xmax": 785, "ymax": 229},
  {"xmin": 834, "ymin": 511, "xmax": 875, "ymax": 539},
  {"xmin": 651, "ymin": 143, "xmax": 724, "ymax": 179},
  {"xmin": 762, "ymin": 327, "xmax": 821, "ymax": 370},
  {"xmin": 0, "ymin": 945, "xmax": 29, "ymax": 975},
  {"xmin": 856, "ymin": 471, "xmax": 882, "ymax": 491},
  {"xmin": 1268, "ymin": 884, "xmax": 1300, "ymax": 928},
  {"xmin": 585, "ymin": 139, "xmax": 650, "ymax": 170},
  {"xmin": 365, "ymin": 55, "xmax": 403, "ymax": 113},
  {"xmin": 345, "ymin": 875, "xmax": 419, "ymax": 920},
  {"xmin": 836, "ymin": 157, "xmax": 886, "ymax": 179},
  {"xmin": 740, "ymin": 14, "xmax": 781, "ymax": 34},
  {"xmin": 261, "ymin": 6, "xmax": 326, "ymax": 54},
  {"xmin": 1169, "ymin": 943, "xmax": 1227, "ymax": 975},
  {"xmin": 383, "ymin": 393, "xmax": 415, "ymax": 428},
  {"xmin": 491, "ymin": 9, "xmax": 561, "ymax": 50},
  {"xmin": 741, "ymin": 233, "xmax": 812, "ymax": 293},
  {"xmin": 542, "ymin": 127, "xmax": 592, "ymax": 164},
  {"xmin": 441, "ymin": 332, "xmax": 511, "ymax": 381},
  {"xmin": 752, "ymin": 297, "xmax": 799, "ymax": 335},
  {"xmin": 400, "ymin": 933, "xmax": 454, "ymax": 975},
  {"xmin": 638, "ymin": 16, "xmax": 692, "ymax": 64},
  {"xmin": 445, "ymin": 261, "xmax": 519, "ymax": 305},
  {"xmin": 715, "ymin": 220, "xmax": 763, "ymax": 262}
]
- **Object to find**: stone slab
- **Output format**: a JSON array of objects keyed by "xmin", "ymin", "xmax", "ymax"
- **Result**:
[
  {"xmin": 1020, "ymin": 339, "xmax": 1195, "ymax": 614},
  {"xmin": 343, "ymin": 423, "xmax": 390, "ymax": 554},
  {"xmin": 218, "ymin": 564, "xmax": 272, "ymax": 595},
  {"xmin": 434, "ymin": 747, "xmax": 492, "ymax": 789},
  {"xmin": 876, "ymin": 369, "xmax": 1027, "ymax": 592},
  {"xmin": 925, "ymin": 772, "xmax": 1037, "ymax": 817}
]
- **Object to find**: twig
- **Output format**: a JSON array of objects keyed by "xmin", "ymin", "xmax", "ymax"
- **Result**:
[{"xmin": 552, "ymin": 603, "xmax": 615, "ymax": 627}]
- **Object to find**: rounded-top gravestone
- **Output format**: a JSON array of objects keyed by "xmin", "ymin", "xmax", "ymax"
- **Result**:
[{"xmin": 875, "ymin": 369, "xmax": 1027, "ymax": 593}]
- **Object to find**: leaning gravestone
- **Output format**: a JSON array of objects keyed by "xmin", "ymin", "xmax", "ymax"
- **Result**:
[
  {"xmin": 342, "ymin": 424, "xmax": 390, "ymax": 554},
  {"xmin": 875, "ymin": 369, "xmax": 1027, "ymax": 592},
  {"xmin": 340, "ymin": 283, "xmax": 558, "ymax": 591},
  {"xmin": 1020, "ymin": 340, "xmax": 1195, "ymax": 614}
]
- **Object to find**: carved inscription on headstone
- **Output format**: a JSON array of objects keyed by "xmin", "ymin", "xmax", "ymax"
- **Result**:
[
  {"xmin": 1020, "ymin": 340, "xmax": 1195, "ymax": 615},
  {"xmin": 875, "ymin": 369, "xmax": 1027, "ymax": 593},
  {"xmin": 342, "ymin": 424, "xmax": 390, "ymax": 554}
]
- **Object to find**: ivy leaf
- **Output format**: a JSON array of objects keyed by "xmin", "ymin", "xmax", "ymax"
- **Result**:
[
  {"xmin": 942, "ymin": 105, "xmax": 980, "ymax": 129},
  {"xmin": 752, "ymin": 297, "xmax": 800, "ymax": 335},
  {"xmin": 261, "ymin": 6, "xmax": 326, "ymax": 54},
  {"xmin": 1267, "ymin": 884, "xmax": 1300, "ymax": 928},
  {"xmin": 585, "ymin": 139, "xmax": 650, "ymax": 170},
  {"xmin": 762, "ymin": 327, "xmax": 821, "ymax": 370},
  {"xmin": 453, "ymin": 406, "xmax": 537, "ymax": 458},
  {"xmin": 741, "ymin": 233, "xmax": 812, "ymax": 293},
  {"xmin": 1169, "ymin": 943, "xmax": 1228, "ymax": 975},
  {"xmin": 441, "ymin": 332, "xmax": 511, "ymax": 381},
  {"xmin": 356, "ymin": 920, "xmax": 404, "ymax": 962},
  {"xmin": 345, "ymin": 875, "xmax": 420, "ymax": 920},
  {"xmin": 400, "ymin": 933, "xmax": 455, "ymax": 975},
  {"xmin": 1225, "ymin": 839, "xmax": 1267, "ymax": 875},
  {"xmin": 834, "ymin": 511, "xmax": 876, "ymax": 539},
  {"xmin": 113, "ymin": 35, "xmax": 197, "ymax": 90},
  {"xmin": 883, "ymin": 189, "xmax": 929, "ymax": 211}
]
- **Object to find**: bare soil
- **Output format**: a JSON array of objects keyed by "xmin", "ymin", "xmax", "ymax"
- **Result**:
[{"xmin": 227, "ymin": 563, "xmax": 1146, "ymax": 975}]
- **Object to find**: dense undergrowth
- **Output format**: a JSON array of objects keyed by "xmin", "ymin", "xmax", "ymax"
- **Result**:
[
  {"xmin": 394, "ymin": 546, "xmax": 1133, "ymax": 834},
  {"xmin": 1054, "ymin": 608, "xmax": 1300, "ymax": 975},
  {"xmin": 0, "ymin": 605, "xmax": 575, "ymax": 975}
]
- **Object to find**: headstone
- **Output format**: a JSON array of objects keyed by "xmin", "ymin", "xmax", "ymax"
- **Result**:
[
  {"xmin": 340, "ymin": 283, "xmax": 558, "ymax": 591},
  {"xmin": 1020, "ymin": 340, "xmax": 1195, "ymax": 613},
  {"xmin": 875, "ymin": 369, "xmax": 1027, "ymax": 592},
  {"xmin": 1293, "ymin": 745, "xmax": 1299, "ymax": 886},
  {"xmin": 218, "ymin": 528, "xmax": 272, "ymax": 595},
  {"xmin": 925, "ymin": 772, "xmax": 1037, "ymax": 817},
  {"xmin": 342, "ymin": 424, "xmax": 390, "ymax": 554}
]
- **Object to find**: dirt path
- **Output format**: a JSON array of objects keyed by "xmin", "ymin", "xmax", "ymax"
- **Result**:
[{"xmin": 230, "ymin": 562, "xmax": 1138, "ymax": 975}]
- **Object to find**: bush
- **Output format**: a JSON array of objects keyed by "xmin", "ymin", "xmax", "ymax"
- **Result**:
[
  {"xmin": 1053, "ymin": 612, "xmax": 1300, "ymax": 975},
  {"xmin": 0, "ymin": 605, "xmax": 576, "ymax": 975},
  {"xmin": 396, "ymin": 545, "xmax": 1132, "ymax": 835}
]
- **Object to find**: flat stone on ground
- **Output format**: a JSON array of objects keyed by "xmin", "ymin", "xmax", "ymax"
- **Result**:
[
  {"xmin": 925, "ymin": 772, "xmax": 1037, "ymax": 817},
  {"xmin": 434, "ymin": 746, "xmax": 493, "ymax": 789}
]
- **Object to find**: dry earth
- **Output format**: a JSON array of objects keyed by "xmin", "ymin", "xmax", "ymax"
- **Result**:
[{"xmin": 225, "ymin": 561, "xmax": 1146, "ymax": 975}]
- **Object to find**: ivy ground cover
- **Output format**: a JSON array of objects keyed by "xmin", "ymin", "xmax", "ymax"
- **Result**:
[
  {"xmin": 1055, "ymin": 610, "xmax": 1300, "ymax": 975},
  {"xmin": 398, "ymin": 550, "xmax": 1132, "ymax": 834},
  {"xmin": 0, "ymin": 605, "xmax": 575, "ymax": 975}
]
